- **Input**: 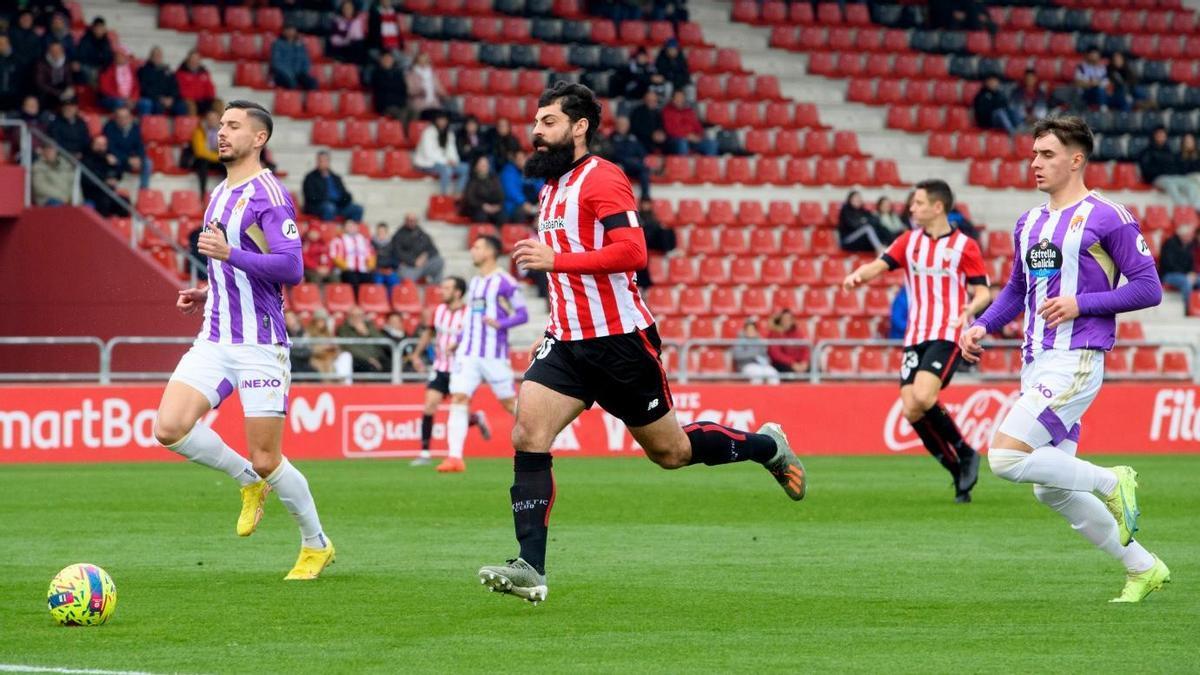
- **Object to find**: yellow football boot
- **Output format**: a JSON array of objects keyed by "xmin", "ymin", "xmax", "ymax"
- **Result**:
[
  {"xmin": 284, "ymin": 539, "xmax": 336, "ymax": 581},
  {"xmin": 237, "ymin": 481, "xmax": 272, "ymax": 537}
]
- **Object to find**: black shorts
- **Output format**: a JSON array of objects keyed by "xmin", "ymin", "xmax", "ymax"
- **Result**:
[
  {"xmin": 899, "ymin": 340, "xmax": 962, "ymax": 388},
  {"xmin": 524, "ymin": 324, "xmax": 673, "ymax": 428},
  {"xmin": 426, "ymin": 370, "xmax": 450, "ymax": 396}
]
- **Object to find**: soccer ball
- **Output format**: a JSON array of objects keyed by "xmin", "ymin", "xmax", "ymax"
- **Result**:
[{"xmin": 46, "ymin": 563, "xmax": 117, "ymax": 626}]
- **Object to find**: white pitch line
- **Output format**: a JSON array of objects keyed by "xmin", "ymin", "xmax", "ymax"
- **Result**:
[{"xmin": 0, "ymin": 665, "xmax": 164, "ymax": 675}]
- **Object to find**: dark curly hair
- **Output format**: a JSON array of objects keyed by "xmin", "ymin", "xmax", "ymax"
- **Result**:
[{"xmin": 537, "ymin": 81, "xmax": 602, "ymax": 144}]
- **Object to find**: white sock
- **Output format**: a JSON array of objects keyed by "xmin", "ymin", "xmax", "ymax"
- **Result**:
[
  {"xmin": 989, "ymin": 446, "xmax": 1118, "ymax": 494},
  {"xmin": 447, "ymin": 404, "xmax": 469, "ymax": 460},
  {"xmin": 1033, "ymin": 485, "xmax": 1156, "ymax": 573},
  {"xmin": 265, "ymin": 458, "xmax": 327, "ymax": 549},
  {"xmin": 166, "ymin": 421, "xmax": 260, "ymax": 487}
]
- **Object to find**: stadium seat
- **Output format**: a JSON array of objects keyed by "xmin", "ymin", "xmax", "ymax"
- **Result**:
[
  {"xmin": 726, "ymin": 157, "xmax": 754, "ymax": 185},
  {"xmin": 864, "ymin": 288, "xmax": 891, "ymax": 315},
  {"xmin": 708, "ymin": 287, "xmax": 740, "ymax": 315},
  {"xmin": 1162, "ymin": 352, "xmax": 1191, "ymax": 377},
  {"xmin": 979, "ymin": 349, "xmax": 1012, "ymax": 375},
  {"xmin": 811, "ymin": 229, "xmax": 839, "ymax": 256},
  {"xmin": 833, "ymin": 289, "xmax": 865, "ymax": 316},
  {"xmin": 781, "ymin": 230, "xmax": 809, "ymax": 257},
  {"xmin": 1132, "ymin": 348, "xmax": 1160, "ymax": 374},
  {"xmin": 159, "ymin": 4, "xmax": 188, "ymax": 30},
  {"xmin": 688, "ymin": 229, "xmax": 719, "ymax": 255},
  {"xmin": 824, "ymin": 347, "xmax": 855, "ymax": 375},
  {"xmin": 699, "ymin": 258, "xmax": 730, "ymax": 285},
  {"xmin": 311, "ymin": 119, "xmax": 340, "ymax": 147},
  {"xmin": 644, "ymin": 287, "xmax": 678, "ymax": 316},
  {"xmin": 135, "ymin": 190, "xmax": 168, "ymax": 218},
  {"xmin": 324, "ymin": 283, "xmax": 356, "ymax": 314},
  {"xmin": 804, "ymin": 288, "xmax": 834, "ymax": 316},
  {"xmin": 358, "ymin": 284, "xmax": 391, "ymax": 315},
  {"xmin": 389, "ymin": 283, "xmax": 422, "ymax": 314},
  {"xmin": 667, "ymin": 257, "xmax": 699, "ymax": 285},
  {"xmin": 350, "ymin": 150, "xmax": 381, "ymax": 177},
  {"xmin": 706, "ymin": 199, "xmax": 735, "ymax": 227},
  {"xmin": 742, "ymin": 288, "xmax": 771, "ymax": 316},
  {"xmin": 986, "ymin": 231, "xmax": 1015, "ymax": 258},
  {"xmin": 791, "ymin": 258, "xmax": 820, "ymax": 285},
  {"xmin": 771, "ymin": 287, "xmax": 801, "ymax": 313},
  {"xmin": 679, "ymin": 287, "xmax": 711, "ymax": 316},
  {"xmin": 169, "ymin": 190, "xmax": 202, "ymax": 219},
  {"xmin": 290, "ymin": 283, "xmax": 324, "ymax": 313}
]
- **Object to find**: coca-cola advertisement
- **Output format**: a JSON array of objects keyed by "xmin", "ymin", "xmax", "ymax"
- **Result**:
[{"xmin": 0, "ymin": 384, "xmax": 1197, "ymax": 463}]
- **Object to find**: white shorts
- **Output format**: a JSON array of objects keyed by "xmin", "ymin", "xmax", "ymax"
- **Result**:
[
  {"xmin": 997, "ymin": 349, "xmax": 1104, "ymax": 448},
  {"xmin": 169, "ymin": 340, "xmax": 291, "ymax": 417},
  {"xmin": 449, "ymin": 355, "xmax": 515, "ymax": 400}
]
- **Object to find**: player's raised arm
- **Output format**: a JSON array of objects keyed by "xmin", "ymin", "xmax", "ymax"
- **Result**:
[
  {"xmin": 216, "ymin": 204, "xmax": 304, "ymax": 285},
  {"xmin": 844, "ymin": 230, "xmax": 909, "ymax": 289}
]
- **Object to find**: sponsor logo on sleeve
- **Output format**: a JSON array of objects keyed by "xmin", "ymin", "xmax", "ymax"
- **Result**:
[{"xmin": 282, "ymin": 218, "xmax": 299, "ymax": 240}]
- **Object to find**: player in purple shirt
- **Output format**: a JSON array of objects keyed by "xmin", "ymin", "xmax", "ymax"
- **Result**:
[
  {"xmin": 959, "ymin": 116, "xmax": 1169, "ymax": 603},
  {"xmin": 439, "ymin": 235, "xmax": 528, "ymax": 473},
  {"xmin": 152, "ymin": 100, "xmax": 334, "ymax": 581}
]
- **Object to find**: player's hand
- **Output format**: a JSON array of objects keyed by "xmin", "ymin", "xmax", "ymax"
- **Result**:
[
  {"xmin": 949, "ymin": 310, "xmax": 972, "ymax": 329},
  {"xmin": 198, "ymin": 227, "xmax": 231, "ymax": 261},
  {"xmin": 483, "ymin": 317, "xmax": 500, "ymax": 329},
  {"xmin": 1038, "ymin": 296, "xmax": 1080, "ymax": 329},
  {"xmin": 176, "ymin": 286, "xmax": 208, "ymax": 315},
  {"xmin": 958, "ymin": 325, "xmax": 987, "ymax": 364},
  {"xmin": 842, "ymin": 272, "xmax": 864, "ymax": 290},
  {"xmin": 513, "ymin": 239, "xmax": 555, "ymax": 272},
  {"xmin": 529, "ymin": 335, "xmax": 544, "ymax": 360}
]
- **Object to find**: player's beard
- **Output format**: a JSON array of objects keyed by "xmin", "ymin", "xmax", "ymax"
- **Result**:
[{"xmin": 525, "ymin": 135, "xmax": 577, "ymax": 179}]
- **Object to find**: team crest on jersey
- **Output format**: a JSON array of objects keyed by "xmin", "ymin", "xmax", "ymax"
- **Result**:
[
  {"xmin": 1026, "ymin": 238, "xmax": 1063, "ymax": 278},
  {"xmin": 1068, "ymin": 214, "xmax": 1086, "ymax": 231},
  {"xmin": 232, "ymin": 197, "xmax": 249, "ymax": 214},
  {"xmin": 538, "ymin": 217, "xmax": 567, "ymax": 233}
]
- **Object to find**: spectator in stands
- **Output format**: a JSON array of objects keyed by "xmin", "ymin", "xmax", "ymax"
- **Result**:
[
  {"xmin": 102, "ymin": 106, "xmax": 149, "ymax": 189},
  {"xmin": 838, "ymin": 190, "xmax": 889, "ymax": 253},
  {"xmin": 662, "ymin": 89, "xmax": 716, "ymax": 156},
  {"xmin": 928, "ymin": 0, "xmax": 995, "ymax": 33},
  {"xmin": 271, "ymin": 25, "xmax": 317, "ymax": 91},
  {"xmin": 35, "ymin": 42, "xmax": 75, "ymax": 112},
  {"xmin": 612, "ymin": 47, "xmax": 656, "ymax": 100},
  {"xmin": 0, "ymin": 36, "xmax": 23, "ymax": 113},
  {"xmin": 305, "ymin": 309, "xmax": 348, "ymax": 383},
  {"xmin": 189, "ymin": 108, "xmax": 224, "ymax": 195},
  {"xmin": 331, "ymin": 219, "xmax": 375, "ymax": 291},
  {"xmin": 500, "ymin": 150, "xmax": 542, "ymax": 223},
  {"xmin": 1159, "ymin": 222, "xmax": 1198, "ymax": 316},
  {"xmin": 636, "ymin": 196, "xmax": 676, "ymax": 288},
  {"xmin": 1074, "ymin": 48, "xmax": 1109, "ymax": 109},
  {"xmin": 303, "ymin": 227, "xmax": 335, "ymax": 284},
  {"xmin": 31, "ymin": 144, "xmax": 74, "ymax": 206},
  {"xmin": 1139, "ymin": 127, "xmax": 1200, "ymax": 209},
  {"xmin": 7, "ymin": 12, "xmax": 41, "ymax": 76},
  {"xmin": 303, "ymin": 150, "xmax": 366, "ymax": 221},
  {"xmin": 732, "ymin": 319, "xmax": 780, "ymax": 385},
  {"xmin": 654, "ymin": 38, "xmax": 691, "ymax": 97},
  {"xmin": 176, "ymin": 49, "xmax": 216, "ymax": 116},
  {"xmin": 367, "ymin": 0, "xmax": 409, "ymax": 67},
  {"xmin": 1009, "ymin": 69, "xmax": 1050, "ymax": 128},
  {"xmin": 75, "ymin": 17, "xmax": 114, "ymax": 87},
  {"xmin": 382, "ymin": 311, "xmax": 408, "ymax": 343},
  {"xmin": 80, "ymin": 134, "xmax": 124, "ymax": 217},
  {"xmin": 766, "ymin": 309, "xmax": 810, "ymax": 376},
  {"xmin": 41, "ymin": 13, "xmax": 74, "ymax": 61},
  {"xmin": 97, "ymin": 49, "xmax": 139, "ymax": 112},
  {"xmin": 387, "ymin": 213, "xmax": 444, "ymax": 284},
  {"xmin": 973, "ymin": 75, "xmax": 1018, "ymax": 135},
  {"xmin": 11, "ymin": 96, "xmax": 50, "ymax": 147},
  {"xmin": 946, "ymin": 205, "xmax": 980, "ymax": 241},
  {"xmin": 462, "ymin": 156, "xmax": 505, "ymax": 226},
  {"xmin": 47, "ymin": 98, "xmax": 90, "ymax": 158},
  {"xmin": 405, "ymin": 52, "xmax": 448, "ymax": 120},
  {"xmin": 372, "ymin": 222, "xmax": 403, "ymax": 290},
  {"xmin": 371, "ymin": 222, "xmax": 391, "ymax": 254},
  {"xmin": 336, "ymin": 306, "xmax": 389, "ymax": 375},
  {"xmin": 456, "ymin": 115, "xmax": 490, "ymax": 169},
  {"xmin": 413, "ymin": 112, "xmax": 467, "ymax": 195},
  {"xmin": 876, "ymin": 196, "xmax": 906, "ymax": 239},
  {"xmin": 284, "ymin": 311, "xmax": 314, "ymax": 374},
  {"xmin": 136, "ymin": 47, "xmax": 185, "ymax": 116},
  {"xmin": 328, "ymin": 0, "xmax": 368, "ymax": 65},
  {"xmin": 369, "ymin": 51, "xmax": 408, "ymax": 119},
  {"xmin": 1180, "ymin": 133, "xmax": 1200, "ymax": 186},
  {"xmin": 630, "ymin": 90, "xmax": 668, "ymax": 154},
  {"xmin": 487, "ymin": 117, "xmax": 521, "ymax": 168},
  {"xmin": 589, "ymin": 127, "xmax": 614, "ymax": 160},
  {"xmin": 1106, "ymin": 52, "xmax": 1139, "ymax": 113}
]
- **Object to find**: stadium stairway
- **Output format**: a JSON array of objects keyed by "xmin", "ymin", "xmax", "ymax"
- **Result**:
[
  {"xmin": 76, "ymin": 0, "xmax": 551, "ymax": 346},
  {"xmin": 694, "ymin": 0, "xmax": 1178, "ymax": 230}
]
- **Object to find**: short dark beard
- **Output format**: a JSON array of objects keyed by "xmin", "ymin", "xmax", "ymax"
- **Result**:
[{"xmin": 524, "ymin": 136, "xmax": 578, "ymax": 179}]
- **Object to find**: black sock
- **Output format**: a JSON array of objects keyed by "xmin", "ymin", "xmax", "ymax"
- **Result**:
[
  {"xmin": 511, "ymin": 451, "xmax": 554, "ymax": 575},
  {"xmin": 925, "ymin": 404, "xmax": 975, "ymax": 456},
  {"xmin": 420, "ymin": 414, "xmax": 433, "ymax": 451},
  {"xmin": 684, "ymin": 422, "xmax": 778, "ymax": 466},
  {"xmin": 913, "ymin": 417, "xmax": 958, "ymax": 477}
]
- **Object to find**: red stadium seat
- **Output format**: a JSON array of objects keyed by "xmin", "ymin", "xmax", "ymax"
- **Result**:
[
  {"xmin": 706, "ymin": 199, "xmax": 735, "ymax": 227},
  {"xmin": 667, "ymin": 257, "xmax": 699, "ymax": 285},
  {"xmin": 1117, "ymin": 321, "xmax": 1146, "ymax": 341},
  {"xmin": 676, "ymin": 200, "xmax": 704, "ymax": 226},
  {"xmin": 358, "ymin": 284, "xmax": 391, "ymax": 315},
  {"xmin": 969, "ymin": 160, "xmax": 998, "ymax": 188},
  {"xmin": 726, "ymin": 157, "xmax": 754, "ymax": 185},
  {"xmin": 136, "ymin": 189, "xmax": 168, "ymax": 218},
  {"xmin": 324, "ymin": 283, "xmax": 356, "ymax": 314},
  {"xmin": 192, "ymin": 5, "xmax": 221, "ymax": 30},
  {"xmin": 306, "ymin": 91, "xmax": 336, "ymax": 118},
  {"xmin": 711, "ymin": 287, "xmax": 743, "ymax": 315},
  {"xmin": 735, "ymin": 200, "xmax": 765, "ymax": 227},
  {"xmin": 699, "ymin": 257, "xmax": 730, "ymax": 285},
  {"xmin": 290, "ymin": 283, "xmax": 325, "ymax": 313},
  {"xmin": 722, "ymin": 229, "xmax": 752, "ymax": 257},
  {"xmin": 1163, "ymin": 352, "xmax": 1191, "ymax": 377},
  {"xmin": 229, "ymin": 33, "xmax": 262, "ymax": 61},
  {"xmin": 997, "ymin": 160, "xmax": 1026, "ymax": 189},
  {"xmin": 760, "ymin": 257, "xmax": 790, "ymax": 284},
  {"xmin": 1132, "ymin": 348, "xmax": 1160, "ymax": 374},
  {"xmin": 811, "ymin": 229, "xmax": 839, "ymax": 256},
  {"xmin": 350, "ymin": 149, "xmax": 381, "ymax": 177},
  {"xmin": 159, "ymin": 4, "xmax": 189, "ymax": 30},
  {"xmin": 679, "ymin": 288, "xmax": 711, "ymax": 315},
  {"xmin": 874, "ymin": 160, "xmax": 903, "ymax": 187},
  {"xmin": 258, "ymin": 8, "xmax": 284, "ymax": 32},
  {"xmin": 688, "ymin": 229, "xmax": 719, "ymax": 255},
  {"xmin": 390, "ymin": 283, "xmax": 422, "ymax": 314},
  {"xmin": 804, "ymin": 288, "xmax": 834, "ymax": 316},
  {"xmin": 644, "ymin": 287, "xmax": 678, "ymax": 316},
  {"xmin": 864, "ymin": 287, "xmax": 891, "ymax": 315},
  {"xmin": 754, "ymin": 157, "xmax": 785, "ymax": 186},
  {"xmin": 979, "ymin": 349, "xmax": 1012, "ymax": 375},
  {"xmin": 311, "ymin": 119, "xmax": 340, "ymax": 146},
  {"xmin": 781, "ymin": 230, "xmax": 809, "ymax": 257},
  {"xmin": 338, "ymin": 92, "xmax": 370, "ymax": 119},
  {"xmin": 169, "ymin": 190, "xmax": 203, "ymax": 219}
]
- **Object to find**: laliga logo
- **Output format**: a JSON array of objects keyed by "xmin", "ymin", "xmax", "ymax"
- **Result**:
[
  {"xmin": 883, "ymin": 389, "xmax": 1019, "ymax": 452},
  {"xmin": 352, "ymin": 413, "xmax": 385, "ymax": 452}
]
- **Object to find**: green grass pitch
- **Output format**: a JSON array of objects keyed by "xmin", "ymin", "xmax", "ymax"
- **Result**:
[{"xmin": 1, "ymin": 455, "xmax": 1197, "ymax": 673}]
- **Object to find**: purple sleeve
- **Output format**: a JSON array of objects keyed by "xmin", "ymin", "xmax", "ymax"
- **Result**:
[
  {"xmin": 494, "ymin": 278, "xmax": 529, "ymax": 330},
  {"xmin": 972, "ymin": 231, "xmax": 1027, "ymax": 333},
  {"xmin": 1076, "ymin": 221, "xmax": 1162, "ymax": 316},
  {"xmin": 225, "ymin": 202, "xmax": 304, "ymax": 285}
]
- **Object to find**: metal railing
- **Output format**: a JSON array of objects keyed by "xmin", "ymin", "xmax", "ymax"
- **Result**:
[
  {"xmin": 0, "ymin": 120, "xmax": 34, "ymax": 207},
  {"xmin": 0, "ymin": 336, "xmax": 1197, "ymax": 385}
]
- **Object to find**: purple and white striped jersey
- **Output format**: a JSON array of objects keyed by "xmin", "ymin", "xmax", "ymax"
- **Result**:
[
  {"xmin": 974, "ymin": 191, "xmax": 1161, "ymax": 363},
  {"xmin": 455, "ymin": 271, "xmax": 529, "ymax": 360},
  {"xmin": 199, "ymin": 169, "xmax": 303, "ymax": 346}
]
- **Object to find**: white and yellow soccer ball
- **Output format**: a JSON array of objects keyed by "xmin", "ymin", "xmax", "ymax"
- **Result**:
[{"xmin": 47, "ymin": 563, "xmax": 117, "ymax": 626}]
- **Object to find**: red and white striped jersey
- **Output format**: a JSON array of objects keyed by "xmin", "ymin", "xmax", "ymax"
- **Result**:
[
  {"xmin": 431, "ymin": 302, "xmax": 466, "ymax": 372},
  {"xmin": 536, "ymin": 155, "xmax": 654, "ymax": 341},
  {"xmin": 330, "ymin": 232, "xmax": 373, "ymax": 273},
  {"xmin": 883, "ymin": 227, "xmax": 988, "ymax": 346}
]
